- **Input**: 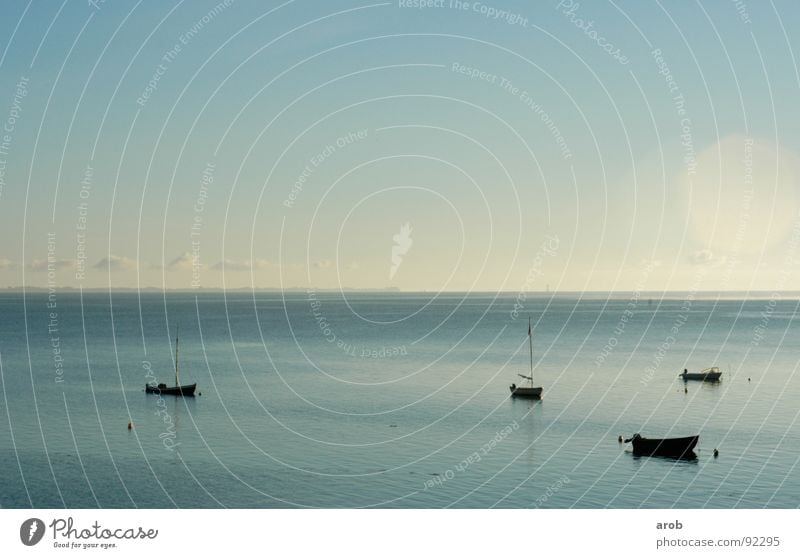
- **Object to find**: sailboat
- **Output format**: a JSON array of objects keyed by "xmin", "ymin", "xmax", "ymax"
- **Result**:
[
  {"xmin": 509, "ymin": 317, "xmax": 543, "ymax": 398},
  {"xmin": 145, "ymin": 326, "xmax": 196, "ymax": 396}
]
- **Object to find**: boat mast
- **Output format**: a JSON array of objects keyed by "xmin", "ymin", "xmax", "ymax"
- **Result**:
[
  {"xmin": 174, "ymin": 325, "xmax": 180, "ymax": 387},
  {"xmin": 528, "ymin": 317, "xmax": 533, "ymax": 387}
]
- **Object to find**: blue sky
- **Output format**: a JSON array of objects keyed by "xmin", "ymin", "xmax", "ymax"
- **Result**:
[{"xmin": 1, "ymin": 0, "xmax": 800, "ymax": 291}]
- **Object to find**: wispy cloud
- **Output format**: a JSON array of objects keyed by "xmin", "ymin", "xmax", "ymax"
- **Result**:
[
  {"xmin": 27, "ymin": 259, "xmax": 76, "ymax": 271},
  {"xmin": 211, "ymin": 258, "xmax": 272, "ymax": 271},
  {"xmin": 94, "ymin": 255, "xmax": 137, "ymax": 272},
  {"xmin": 166, "ymin": 252, "xmax": 200, "ymax": 271},
  {"xmin": 690, "ymin": 249, "xmax": 726, "ymax": 267},
  {"xmin": 0, "ymin": 258, "xmax": 15, "ymax": 270},
  {"xmin": 314, "ymin": 259, "xmax": 333, "ymax": 269}
]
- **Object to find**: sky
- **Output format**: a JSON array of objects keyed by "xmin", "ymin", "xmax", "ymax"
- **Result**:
[{"xmin": 1, "ymin": 0, "xmax": 800, "ymax": 292}]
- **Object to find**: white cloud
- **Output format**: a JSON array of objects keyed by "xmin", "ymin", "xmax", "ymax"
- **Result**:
[
  {"xmin": 0, "ymin": 258, "xmax": 15, "ymax": 270},
  {"xmin": 94, "ymin": 255, "xmax": 137, "ymax": 272},
  {"xmin": 27, "ymin": 259, "xmax": 76, "ymax": 271},
  {"xmin": 314, "ymin": 259, "xmax": 333, "ymax": 269},
  {"xmin": 166, "ymin": 252, "xmax": 198, "ymax": 271}
]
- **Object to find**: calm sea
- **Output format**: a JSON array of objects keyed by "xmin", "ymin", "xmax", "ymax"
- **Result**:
[{"xmin": 0, "ymin": 291, "xmax": 798, "ymax": 508}]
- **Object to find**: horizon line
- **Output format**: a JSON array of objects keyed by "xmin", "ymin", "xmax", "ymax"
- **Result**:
[{"xmin": 4, "ymin": 286, "xmax": 799, "ymax": 295}]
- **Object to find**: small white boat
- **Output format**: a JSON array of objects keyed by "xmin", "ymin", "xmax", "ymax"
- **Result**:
[{"xmin": 679, "ymin": 367, "xmax": 722, "ymax": 382}]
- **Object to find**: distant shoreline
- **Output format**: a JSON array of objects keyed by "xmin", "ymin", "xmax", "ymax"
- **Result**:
[{"xmin": 3, "ymin": 287, "xmax": 799, "ymax": 300}]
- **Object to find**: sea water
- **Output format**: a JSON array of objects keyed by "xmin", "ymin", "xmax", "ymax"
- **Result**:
[{"xmin": 0, "ymin": 292, "xmax": 797, "ymax": 508}]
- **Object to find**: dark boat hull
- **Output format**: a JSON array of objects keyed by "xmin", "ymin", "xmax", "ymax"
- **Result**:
[
  {"xmin": 680, "ymin": 372, "xmax": 721, "ymax": 382},
  {"xmin": 630, "ymin": 435, "xmax": 698, "ymax": 458},
  {"xmin": 145, "ymin": 383, "xmax": 196, "ymax": 396},
  {"xmin": 510, "ymin": 386, "xmax": 543, "ymax": 398}
]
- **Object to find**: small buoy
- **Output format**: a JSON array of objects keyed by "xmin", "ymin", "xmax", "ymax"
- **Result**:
[
  {"xmin": 198, "ymin": 392, "xmax": 202, "ymax": 396},
  {"xmin": 684, "ymin": 387, "xmax": 688, "ymax": 394},
  {"xmin": 127, "ymin": 421, "xmax": 133, "ymax": 430},
  {"xmin": 748, "ymin": 378, "xmax": 751, "ymax": 382},
  {"xmin": 618, "ymin": 435, "xmax": 623, "ymax": 443},
  {"xmin": 713, "ymin": 448, "xmax": 719, "ymax": 458}
]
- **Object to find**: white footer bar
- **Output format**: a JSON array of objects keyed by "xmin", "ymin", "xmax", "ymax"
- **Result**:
[{"xmin": 1, "ymin": 509, "xmax": 796, "ymax": 557}]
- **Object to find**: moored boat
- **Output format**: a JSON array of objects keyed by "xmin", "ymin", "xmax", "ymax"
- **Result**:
[
  {"xmin": 679, "ymin": 367, "xmax": 722, "ymax": 382},
  {"xmin": 509, "ymin": 317, "xmax": 543, "ymax": 399},
  {"xmin": 145, "ymin": 326, "xmax": 197, "ymax": 397},
  {"xmin": 509, "ymin": 385, "xmax": 543, "ymax": 398},
  {"xmin": 624, "ymin": 433, "xmax": 698, "ymax": 458},
  {"xmin": 145, "ymin": 382, "xmax": 196, "ymax": 396}
]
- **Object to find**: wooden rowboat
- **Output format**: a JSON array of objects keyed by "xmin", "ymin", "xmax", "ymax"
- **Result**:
[{"xmin": 624, "ymin": 433, "xmax": 699, "ymax": 458}]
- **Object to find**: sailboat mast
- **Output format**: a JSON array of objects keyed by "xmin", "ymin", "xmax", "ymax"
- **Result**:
[
  {"xmin": 174, "ymin": 326, "xmax": 180, "ymax": 387},
  {"xmin": 528, "ymin": 317, "xmax": 533, "ymax": 387}
]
